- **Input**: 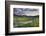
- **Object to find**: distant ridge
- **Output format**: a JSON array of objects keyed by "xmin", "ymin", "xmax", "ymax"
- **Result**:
[{"xmin": 14, "ymin": 15, "xmax": 39, "ymax": 17}]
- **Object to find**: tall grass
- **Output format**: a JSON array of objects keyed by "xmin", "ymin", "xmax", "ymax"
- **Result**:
[{"xmin": 13, "ymin": 16, "xmax": 39, "ymax": 27}]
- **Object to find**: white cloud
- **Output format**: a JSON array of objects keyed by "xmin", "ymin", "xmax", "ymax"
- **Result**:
[{"xmin": 14, "ymin": 8, "xmax": 39, "ymax": 16}]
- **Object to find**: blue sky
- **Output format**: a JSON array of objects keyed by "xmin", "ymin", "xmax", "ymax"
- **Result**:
[{"xmin": 14, "ymin": 8, "xmax": 39, "ymax": 16}]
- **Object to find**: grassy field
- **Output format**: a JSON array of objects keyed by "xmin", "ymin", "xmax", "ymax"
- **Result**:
[{"xmin": 13, "ymin": 16, "xmax": 39, "ymax": 27}]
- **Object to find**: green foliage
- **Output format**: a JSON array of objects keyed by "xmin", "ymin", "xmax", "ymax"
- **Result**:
[{"xmin": 13, "ymin": 16, "xmax": 39, "ymax": 27}]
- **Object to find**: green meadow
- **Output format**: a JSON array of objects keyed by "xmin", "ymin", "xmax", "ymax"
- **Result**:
[{"xmin": 13, "ymin": 16, "xmax": 39, "ymax": 27}]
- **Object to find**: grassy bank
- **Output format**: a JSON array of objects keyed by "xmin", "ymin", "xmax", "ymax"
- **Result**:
[{"xmin": 13, "ymin": 16, "xmax": 39, "ymax": 27}]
